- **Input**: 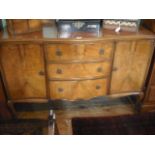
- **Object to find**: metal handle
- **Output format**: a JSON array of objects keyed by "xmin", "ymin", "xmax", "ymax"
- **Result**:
[
  {"xmin": 97, "ymin": 67, "xmax": 103, "ymax": 73},
  {"xmin": 56, "ymin": 49, "xmax": 62, "ymax": 56},
  {"xmin": 99, "ymin": 48, "xmax": 104, "ymax": 55},
  {"xmin": 58, "ymin": 88, "xmax": 64, "ymax": 92},
  {"xmin": 38, "ymin": 70, "xmax": 45, "ymax": 76},
  {"xmin": 96, "ymin": 85, "xmax": 101, "ymax": 90},
  {"xmin": 56, "ymin": 68, "xmax": 63, "ymax": 74},
  {"xmin": 113, "ymin": 67, "xmax": 118, "ymax": 71}
]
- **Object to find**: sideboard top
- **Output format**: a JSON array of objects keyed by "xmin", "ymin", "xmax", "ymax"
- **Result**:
[{"xmin": 0, "ymin": 24, "xmax": 155, "ymax": 43}]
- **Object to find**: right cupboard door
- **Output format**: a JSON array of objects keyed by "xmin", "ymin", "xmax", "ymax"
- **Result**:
[{"xmin": 110, "ymin": 40, "xmax": 154, "ymax": 94}]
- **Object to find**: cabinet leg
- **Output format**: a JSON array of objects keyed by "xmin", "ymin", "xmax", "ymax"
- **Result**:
[
  {"xmin": 135, "ymin": 92, "xmax": 144, "ymax": 113},
  {"xmin": 7, "ymin": 101, "xmax": 17, "ymax": 118}
]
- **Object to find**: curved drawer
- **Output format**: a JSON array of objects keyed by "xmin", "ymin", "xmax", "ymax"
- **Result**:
[
  {"xmin": 48, "ymin": 61, "xmax": 111, "ymax": 79},
  {"xmin": 49, "ymin": 78, "xmax": 108, "ymax": 100},
  {"xmin": 45, "ymin": 42, "xmax": 114, "ymax": 61}
]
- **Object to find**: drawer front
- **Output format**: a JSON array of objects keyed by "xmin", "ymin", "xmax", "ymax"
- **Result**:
[
  {"xmin": 45, "ymin": 42, "xmax": 114, "ymax": 61},
  {"xmin": 48, "ymin": 62, "xmax": 111, "ymax": 79},
  {"xmin": 148, "ymin": 86, "xmax": 155, "ymax": 102},
  {"xmin": 49, "ymin": 78, "xmax": 108, "ymax": 100}
]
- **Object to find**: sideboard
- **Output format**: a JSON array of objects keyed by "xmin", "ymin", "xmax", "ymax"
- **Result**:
[{"xmin": 0, "ymin": 25, "xmax": 155, "ymax": 109}]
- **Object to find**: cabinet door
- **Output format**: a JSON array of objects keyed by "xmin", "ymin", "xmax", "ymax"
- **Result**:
[
  {"xmin": 0, "ymin": 74, "xmax": 12, "ymax": 119},
  {"xmin": 0, "ymin": 44, "xmax": 46, "ymax": 100},
  {"xmin": 110, "ymin": 40, "xmax": 154, "ymax": 94}
]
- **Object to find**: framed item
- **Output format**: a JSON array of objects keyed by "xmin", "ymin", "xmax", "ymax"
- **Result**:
[
  {"xmin": 6, "ymin": 19, "xmax": 42, "ymax": 35},
  {"xmin": 0, "ymin": 19, "xmax": 3, "ymax": 31},
  {"xmin": 103, "ymin": 19, "xmax": 141, "ymax": 32},
  {"xmin": 57, "ymin": 20, "xmax": 101, "ymax": 38}
]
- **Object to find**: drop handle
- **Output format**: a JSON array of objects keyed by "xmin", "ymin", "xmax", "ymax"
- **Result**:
[
  {"xmin": 99, "ymin": 48, "xmax": 104, "ymax": 55},
  {"xmin": 56, "ymin": 68, "xmax": 63, "ymax": 74},
  {"xmin": 112, "ymin": 67, "xmax": 118, "ymax": 71},
  {"xmin": 38, "ymin": 70, "xmax": 45, "ymax": 76},
  {"xmin": 56, "ymin": 49, "xmax": 62, "ymax": 56},
  {"xmin": 96, "ymin": 85, "xmax": 101, "ymax": 90},
  {"xmin": 97, "ymin": 67, "xmax": 103, "ymax": 72}
]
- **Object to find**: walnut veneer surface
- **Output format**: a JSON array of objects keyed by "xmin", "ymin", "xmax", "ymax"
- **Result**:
[
  {"xmin": 142, "ymin": 52, "xmax": 155, "ymax": 112},
  {"xmin": 0, "ymin": 25, "xmax": 155, "ymax": 102}
]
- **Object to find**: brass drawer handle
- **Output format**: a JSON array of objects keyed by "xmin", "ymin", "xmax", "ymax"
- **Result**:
[
  {"xmin": 38, "ymin": 70, "xmax": 45, "ymax": 76},
  {"xmin": 58, "ymin": 88, "xmax": 64, "ymax": 92},
  {"xmin": 99, "ymin": 48, "xmax": 104, "ymax": 55},
  {"xmin": 97, "ymin": 67, "xmax": 103, "ymax": 72},
  {"xmin": 56, "ymin": 49, "xmax": 62, "ymax": 56},
  {"xmin": 112, "ymin": 67, "xmax": 118, "ymax": 71},
  {"xmin": 96, "ymin": 85, "xmax": 101, "ymax": 90},
  {"xmin": 56, "ymin": 68, "xmax": 63, "ymax": 74}
]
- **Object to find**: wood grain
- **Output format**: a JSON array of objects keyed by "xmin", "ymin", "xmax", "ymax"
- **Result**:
[
  {"xmin": 110, "ymin": 40, "xmax": 154, "ymax": 94},
  {"xmin": 0, "ymin": 25, "xmax": 154, "ymax": 102},
  {"xmin": 0, "ymin": 74, "xmax": 12, "ymax": 119},
  {"xmin": 7, "ymin": 19, "xmax": 42, "ymax": 35},
  {"xmin": 45, "ymin": 42, "xmax": 114, "ymax": 61},
  {"xmin": 49, "ymin": 78, "xmax": 108, "ymax": 100},
  {"xmin": 47, "ymin": 61, "xmax": 111, "ymax": 79},
  {"xmin": 0, "ymin": 44, "xmax": 46, "ymax": 100}
]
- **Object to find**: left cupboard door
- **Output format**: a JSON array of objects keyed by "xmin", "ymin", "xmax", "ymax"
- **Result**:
[{"xmin": 0, "ymin": 44, "xmax": 47, "ymax": 100}]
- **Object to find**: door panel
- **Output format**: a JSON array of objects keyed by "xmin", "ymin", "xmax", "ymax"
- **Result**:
[
  {"xmin": 110, "ymin": 40, "xmax": 153, "ymax": 94},
  {"xmin": 0, "ymin": 44, "xmax": 46, "ymax": 100}
]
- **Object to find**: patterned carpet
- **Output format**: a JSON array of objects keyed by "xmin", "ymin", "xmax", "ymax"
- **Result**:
[
  {"xmin": 0, "ymin": 119, "xmax": 48, "ymax": 135},
  {"xmin": 72, "ymin": 112, "xmax": 155, "ymax": 135}
]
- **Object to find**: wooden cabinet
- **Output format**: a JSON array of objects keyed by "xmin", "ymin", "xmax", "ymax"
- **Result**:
[
  {"xmin": 110, "ymin": 40, "xmax": 154, "ymax": 94},
  {"xmin": 0, "ymin": 26, "xmax": 154, "ymax": 102},
  {"xmin": 0, "ymin": 44, "xmax": 46, "ymax": 100}
]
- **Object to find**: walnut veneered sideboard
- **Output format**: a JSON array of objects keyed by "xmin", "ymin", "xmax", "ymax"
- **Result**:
[{"xmin": 0, "ymin": 25, "xmax": 155, "ymax": 105}]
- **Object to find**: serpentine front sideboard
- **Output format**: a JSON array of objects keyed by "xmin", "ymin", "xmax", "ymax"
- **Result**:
[{"xmin": 0, "ymin": 25, "xmax": 155, "ymax": 109}]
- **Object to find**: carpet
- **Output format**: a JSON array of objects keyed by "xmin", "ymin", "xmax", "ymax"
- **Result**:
[
  {"xmin": 0, "ymin": 119, "xmax": 48, "ymax": 135},
  {"xmin": 72, "ymin": 112, "xmax": 155, "ymax": 135}
]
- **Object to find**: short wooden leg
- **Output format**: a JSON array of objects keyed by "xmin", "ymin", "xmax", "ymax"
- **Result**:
[
  {"xmin": 7, "ymin": 100, "xmax": 17, "ymax": 118},
  {"xmin": 135, "ymin": 92, "xmax": 144, "ymax": 113}
]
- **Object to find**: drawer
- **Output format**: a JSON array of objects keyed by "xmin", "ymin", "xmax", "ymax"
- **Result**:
[
  {"xmin": 48, "ymin": 62, "xmax": 111, "ymax": 79},
  {"xmin": 148, "ymin": 86, "xmax": 155, "ymax": 102},
  {"xmin": 49, "ymin": 78, "xmax": 108, "ymax": 100},
  {"xmin": 45, "ymin": 42, "xmax": 114, "ymax": 61}
]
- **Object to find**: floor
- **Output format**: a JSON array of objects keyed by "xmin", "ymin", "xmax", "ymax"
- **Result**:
[{"xmin": 14, "ymin": 97, "xmax": 135, "ymax": 134}]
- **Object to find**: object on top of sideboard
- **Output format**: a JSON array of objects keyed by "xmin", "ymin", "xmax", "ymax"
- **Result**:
[
  {"xmin": 143, "ymin": 19, "xmax": 155, "ymax": 33},
  {"xmin": 103, "ymin": 19, "xmax": 141, "ymax": 33},
  {"xmin": 0, "ymin": 19, "xmax": 3, "ymax": 31},
  {"xmin": 6, "ymin": 19, "xmax": 42, "ymax": 35},
  {"xmin": 57, "ymin": 19, "xmax": 101, "ymax": 38}
]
